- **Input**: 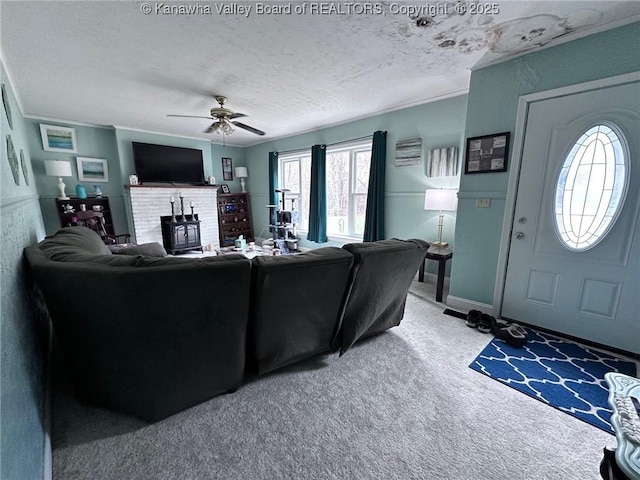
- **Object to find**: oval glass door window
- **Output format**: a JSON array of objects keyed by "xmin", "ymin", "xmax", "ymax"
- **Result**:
[{"xmin": 554, "ymin": 124, "xmax": 628, "ymax": 251}]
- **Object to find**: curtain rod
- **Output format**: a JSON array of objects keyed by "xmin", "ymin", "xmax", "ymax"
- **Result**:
[
  {"xmin": 275, "ymin": 132, "xmax": 385, "ymax": 156},
  {"xmin": 325, "ymin": 134, "xmax": 373, "ymax": 147}
]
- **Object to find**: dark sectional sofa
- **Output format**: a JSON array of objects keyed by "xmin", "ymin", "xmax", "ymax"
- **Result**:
[{"xmin": 25, "ymin": 227, "xmax": 428, "ymax": 421}]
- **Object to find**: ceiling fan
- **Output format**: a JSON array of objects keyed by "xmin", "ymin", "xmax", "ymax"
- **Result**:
[{"xmin": 167, "ymin": 95, "xmax": 265, "ymax": 136}]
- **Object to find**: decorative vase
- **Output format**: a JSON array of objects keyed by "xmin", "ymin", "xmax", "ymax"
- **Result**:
[
  {"xmin": 93, "ymin": 185, "xmax": 103, "ymax": 197},
  {"xmin": 76, "ymin": 184, "xmax": 87, "ymax": 199}
]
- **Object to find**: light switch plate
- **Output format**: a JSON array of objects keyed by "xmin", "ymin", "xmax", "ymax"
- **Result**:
[{"xmin": 476, "ymin": 198, "xmax": 491, "ymax": 208}]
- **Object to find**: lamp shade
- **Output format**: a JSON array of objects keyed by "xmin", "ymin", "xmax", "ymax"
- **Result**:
[
  {"xmin": 45, "ymin": 160, "xmax": 72, "ymax": 177},
  {"xmin": 424, "ymin": 189, "xmax": 457, "ymax": 211},
  {"xmin": 234, "ymin": 167, "xmax": 248, "ymax": 178}
]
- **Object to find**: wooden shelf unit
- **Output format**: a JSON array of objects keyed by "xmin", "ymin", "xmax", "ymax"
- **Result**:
[
  {"xmin": 217, "ymin": 192, "xmax": 253, "ymax": 247},
  {"xmin": 55, "ymin": 197, "xmax": 115, "ymax": 236}
]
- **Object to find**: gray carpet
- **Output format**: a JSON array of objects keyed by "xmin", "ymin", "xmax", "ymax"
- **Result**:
[{"xmin": 52, "ymin": 280, "xmax": 619, "ymax": 479}]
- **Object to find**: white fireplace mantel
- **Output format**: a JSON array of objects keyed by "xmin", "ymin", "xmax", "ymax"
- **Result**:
[{"xmin": 127, "ymin": 185, "xmax": 219, "ymax": 249}]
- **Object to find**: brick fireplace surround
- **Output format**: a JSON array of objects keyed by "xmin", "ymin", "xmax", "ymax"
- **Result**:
[{"xmin": 127, "ymin": 185, "xmax": 220, "ymax": 250}]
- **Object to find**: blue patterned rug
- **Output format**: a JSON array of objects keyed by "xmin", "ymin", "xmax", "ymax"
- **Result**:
[{"xmin": 470, "ymin": 328, "xmax": 637, "ymax": 434}]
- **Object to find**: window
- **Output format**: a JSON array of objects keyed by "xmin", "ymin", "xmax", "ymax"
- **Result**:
[
  {"xmin": 280, "ymin": 153, "xmax": 311, "ymax": 231},
  {"xmin": 553, "ymin": 124, "xmax": 628, "ymax": 251},
  {"xmin": 279, "ymin": 142, "xmax": 371, "ymax": 239}
]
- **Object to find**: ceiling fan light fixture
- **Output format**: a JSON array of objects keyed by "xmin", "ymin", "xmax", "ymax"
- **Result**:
[
  {"xmin": 222, "ymin": 119, "xmax": 234, "ymax": 135},
  {"xmin": 211, "ymin": 118, "xmax": 234, "ymax": 135},
  {"xmin": 170, "ymin": 95, "xmax": 264, "ymax": 137}
]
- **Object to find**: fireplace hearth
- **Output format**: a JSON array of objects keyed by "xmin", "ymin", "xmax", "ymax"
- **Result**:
[{"xmin": 127, "ymin": 185, "xmax": 219, "ymax": 248}]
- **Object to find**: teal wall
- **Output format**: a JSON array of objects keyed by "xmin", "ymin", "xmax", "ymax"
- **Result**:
[
  {"xmin": 113, "ymin": 128, "xmax": 245, "ymax": 189},
  {"xmin": 27, "ymin": 121, "xmax": 246, "ymax": 238},
  {"xmin": 244, "ymin": 95, "xmax": 468, "ymax": 254},
  {"xmin": 450, "ymin": 22, "xmax": 640, "ymax": 305},
  {"xmin": 1, "ymin": 61, "xmax": 49, "ymax": 480},
  {"xmin": 3, "ymin": 23, "xmax": 637, "ymax": 480},
  {"xmin": 113, "ymin": 128, "xmax": 245, "ymax": 240},
  {"xmin": 26, "ymin": 121, "xmax": 123, "ymax": 236}
]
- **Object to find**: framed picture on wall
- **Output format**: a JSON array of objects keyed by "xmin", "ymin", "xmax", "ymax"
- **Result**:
[
  {"xmin": 222, "ymin": 157, "xmax": 233, "ymax": 181},
  {"xmin": 220, "ymin": 184, "xmax": 230, "ymax": 194},
  {"xmin": 464, "ymin": 132, "xmax": 510, "ymax": 174},
  {"xmin": 77, "ymin": 157, "xmax": 109, "ymax": 182},
  {"xmin": 40, "ymin": 124, "xmax": 78, "ymax": 153},
  {"xmin": 2, "ymin": 83, "xmax": 13, "ymax": 130}
]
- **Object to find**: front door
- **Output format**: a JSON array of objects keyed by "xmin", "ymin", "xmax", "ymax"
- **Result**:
[{"xmin": 502, "ymin": 79, "xmax": 639, "ymax": 354}]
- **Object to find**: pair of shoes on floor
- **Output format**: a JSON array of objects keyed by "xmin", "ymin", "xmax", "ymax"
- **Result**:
[
  {"xmin": 466, "ymin": 310, "xmax": 526, "ymax": 347},
  {"xmin": 492, "ymin": 323, "xmax": 527, "ymax": 347},
  {"xmin": 466, "ymin": 310, "xmax": 482, "ymax": 328},
  {"xmin": 466, "ymin": 310, "xmax": 496, "ymax": 333}
]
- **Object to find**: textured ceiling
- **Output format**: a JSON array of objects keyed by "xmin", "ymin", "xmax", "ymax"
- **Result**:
[{"xmin": 1, "ymin": 1, "xmax": 639, "ymax": 146}]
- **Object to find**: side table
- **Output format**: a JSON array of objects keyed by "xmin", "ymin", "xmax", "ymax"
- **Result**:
[
  {"xmin": 602, "ymin": 372, "xmax": 640, "ymax": 480},
  {"xmin": 419, "ymin": 245, "xmax": 453, "ymax": 302}
]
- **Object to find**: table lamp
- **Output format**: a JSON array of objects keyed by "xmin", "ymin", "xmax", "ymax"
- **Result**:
[
  {"xmin": 235, "ymin": 167, "xmax": 248, "ymax": 193},
  {"xmin": 424, "ymin": 189, "xmax": 457, "ymax": 247},
  {"xmin": 45, "ymin": 160, "xmax": 73, "ymax": 199}
]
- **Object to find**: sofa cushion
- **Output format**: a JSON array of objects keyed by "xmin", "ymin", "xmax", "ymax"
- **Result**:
[
  {"xmin": 336, "ymin": 238, "xmax": 428, "ymax": 355},
  {"xmin": 250, "ymin": 247, "xmax": 354, "ymax": 374},
  {"xmin": 38, "ymin": 226, "xmax": 111, "ymax": 260},
  {"xmin": 110, "ymin": 242, "xmax": 167, "ymax": 257}
]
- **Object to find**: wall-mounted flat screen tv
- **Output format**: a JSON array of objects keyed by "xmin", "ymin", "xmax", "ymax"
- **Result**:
[{"xmin": 132, "ymin": 142, "xmax": 205, "ymax": 185}]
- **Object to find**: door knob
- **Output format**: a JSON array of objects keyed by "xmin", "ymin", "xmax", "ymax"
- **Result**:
[{"xmin": 515, "ymin": 232, "xmax": 525, "ymax": 239}]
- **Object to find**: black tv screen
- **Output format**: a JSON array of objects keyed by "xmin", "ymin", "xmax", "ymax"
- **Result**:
[{"xmin": 132, "ymin": 142, "xmax": 204, "ymax": 185}]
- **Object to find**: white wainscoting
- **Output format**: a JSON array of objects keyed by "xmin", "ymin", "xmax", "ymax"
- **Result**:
[{"xmin": 128, "ymin": 186, "xmax": 219, "ymax": 248}]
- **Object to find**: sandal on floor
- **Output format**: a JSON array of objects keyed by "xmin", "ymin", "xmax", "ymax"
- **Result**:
[
  {"xmin": 508, "ymin": 323, "xmax": 527, "ymax": 337},
  {"xmin": 478, "ymin": 314, "xmax": 496, "ymax": 333},
  {"xmin": 466, "ymin": 310, "xmax": 482, "ymax": 329},
  {"xmin": 493, "ymin": 323, "xmax": 527, "ymax": 347}
]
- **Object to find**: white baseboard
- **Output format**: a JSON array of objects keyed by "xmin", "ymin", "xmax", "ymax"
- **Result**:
[{"xmin": 446, "ymin": 295, "xmax": 496, "ymax": 316}]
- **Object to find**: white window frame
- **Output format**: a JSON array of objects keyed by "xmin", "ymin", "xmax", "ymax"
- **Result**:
[
  {"xmin": 279, "ymin": 141, "xmax": 371, "ymax": 242},
  {"xmin": 278, "ymin": 152, "xmax": 310, "ymax": 231}
]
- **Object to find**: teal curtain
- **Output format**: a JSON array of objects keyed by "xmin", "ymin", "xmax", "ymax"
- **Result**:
[
  {"xmin": 268, "ymin": 152, "xmax": 279, "ymax": 228},
  {"xmin": 307, "ymin": 144, "xmax": 327, "ymax": 243},
  {"xmin": 268, "ymin": 152, "xmax": 279, "ymax": 206},
  {"xmin": 363, "ymin": 130, "xmax": 387, "ymax": 242}
]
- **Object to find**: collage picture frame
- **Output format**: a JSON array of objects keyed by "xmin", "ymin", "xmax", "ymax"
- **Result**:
[{"xmin": 464, "ymin": 132, "xmax": 510, "ymax": 174}]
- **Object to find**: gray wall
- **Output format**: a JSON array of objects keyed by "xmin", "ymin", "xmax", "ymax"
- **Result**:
[{"xmin": 1, "ymin": 61, "xmax": 49, "ymax": 480}]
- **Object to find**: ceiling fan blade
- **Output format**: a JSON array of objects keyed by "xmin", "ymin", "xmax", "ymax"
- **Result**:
[
  {"xmin": 230, "ymin": 112, "xmax": 247, "ymax": 119},
  {"xmin": 203, "ymin": 124, "xmax": 215, "ymax": 134},
  {"xmin": 232, "ymin": 121, "xmax": 266, "ymax": 136},
  {"xmin": 167, "ymin": 114, "xmax": 215, "ymax": 120}
]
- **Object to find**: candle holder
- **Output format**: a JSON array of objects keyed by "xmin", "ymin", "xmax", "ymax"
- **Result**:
[
  {"xmin": 170, "ymin": 201, "xmax": 176, "ymax": 222},
  {"xmin": 179, "ymin": 197, "xmax": 186, "ymax": 221},
  {"xmin": 190, "ymin": 206, "xmax": 195, "ymax": 219}
]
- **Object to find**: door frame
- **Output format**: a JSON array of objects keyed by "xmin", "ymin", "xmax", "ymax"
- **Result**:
[{"xmin": 493, "ymin": 71, "xmax": 640, "ymax": 316}]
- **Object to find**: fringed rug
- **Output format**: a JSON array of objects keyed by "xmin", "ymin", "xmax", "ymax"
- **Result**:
[{"xmin": 470, "ymin": 327, "xmax": 637, "ymax": 433}]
